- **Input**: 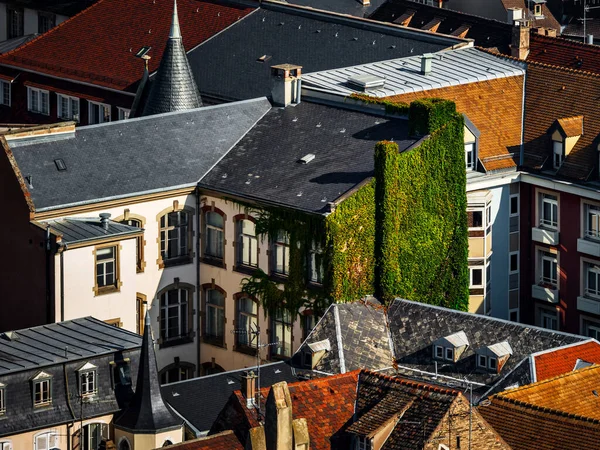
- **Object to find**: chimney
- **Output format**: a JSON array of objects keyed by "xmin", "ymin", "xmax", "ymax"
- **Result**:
[
  {"xmin": 99, "ymin": 213, "xmax": 111, "ymax": 230},
  {"xmin": 507, "ymin": 7, "xmax": 522, "ymax": 24},
  {"xmin": 271, "ymin": 64, "xmax": 302, "ymax": 107},
  {"xmin": 511, "ymin": 20, "xmax": 530, "ymax": 60},
  {"xmin": 588, "ymin": 34, "xmax": 594, "ymax": 45},
  {"xmin": 360, "ymin": 0, "xmax": 370, "ymax": 6},
  {"xmin": 241, "ymin": 371, "xmax": 258, "ymax": 408},
  {"xmin": 264, "ymin": 381, "xmax": 293, "ymax": 450},
  {"xmin": 420, "ymin": 53, "xmax": 433, "ymax": 75}
]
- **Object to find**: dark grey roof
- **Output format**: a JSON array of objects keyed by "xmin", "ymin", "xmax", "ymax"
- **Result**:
[
  {"xmin": 293, "ymin": 299, "xmax": 586, "ymax": 398},
  {"xmin": 44, "ymin": 217, "xmax": 141, "ymax": 245},
  {"xmin": 0, "ymin": 34, "xmax": 38, "ymax": 55},
  {"xmin": 115, "ymin": 312, "xmax": 182, "ymax": 433},
  {"xmin": 199, "ymin": 100, "xmax": 416, "ymax": 213},
  {"xmin": 8, "ymin": 98, "xmax": 271, "ymax": 211},
  {"xmin": 283, "ymin": 0, "xmax": 386, "ymax": 18},
  {"xmin": 142, "ymin": 0, "xmax": 203, "ymax": 116},
  {"xmin": 187, "ymin": 3, "xmax": 465, "ymax": 102},
  {"xmin": 0, "ymin": 316, "xmax": 142, "ymax": 376},
  {"xmin": 162, "ymin": 361, "xmax": 298, "ymax": 434}
]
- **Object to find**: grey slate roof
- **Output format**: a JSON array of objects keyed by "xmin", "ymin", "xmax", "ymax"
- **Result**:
[
  {"xmin": 0, "ymin": 316, "xmax": 142, "ymax": 376},
  {"xmin": 8, "ymin": 98, "xmax": 271, "ymax": 211},
  {"xmin": 293, "ymin": 299, "xmax": 586, "ymax": 398},
  {"xmin": 281, "ymin": 0, "xmax": 386, "ymax": 18},
  {"xmin": 162, "ymin": 361, "xmax": 299, "ymax": 434},
  {"xmin": 187, "ymin": 2, "xmax": 466, "ymax": 102},
  {"xmin": 142, "ymin": 0, "xmax": 203, "ymax": 116},
  {"xmin": 199, "ymin": 100, "xmax": 416, "ymax": 213},
  {"xmin": 302, "ymin": 47, "xmax": 525, "ymax": 98},
  {"xmin": 114, "ymin": 312, "xmax": 182, "ymax": 433},
  {"xmin": 0, "ymin": 34, "xmax": 38, "ymax": 55},
  {"xmin": 44, "ymin": 217, "xmax": 141, "ymax": 244}
]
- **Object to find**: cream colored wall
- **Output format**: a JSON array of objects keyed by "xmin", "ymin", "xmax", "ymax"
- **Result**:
[
  {"xmin": 57, "ymin": 239, "xmax": 138, "ymax": 330},
  {"xmin": 469, "ymin": 295, "xmax": 485, "ymax": 314},
  {"xmin": 115, "ymin": 426, "xmax": 183, "ymax": 450},
  {"xmin": 468, "ymin": 238, "xmax": 486, "ymax": 258}
]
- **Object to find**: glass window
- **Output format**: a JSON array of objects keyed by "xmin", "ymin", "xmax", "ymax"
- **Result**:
[
  {"xmin": 302, "ymin": 313, "xmax": 315, "ymax": 341},
  {"xmin": 540, "ymin": 252, "xmax": 558, "ymax": 286},
  {"xmin": 488, "ymin": 357, "xmax": 497, "ymax": 370},
  {"xmin": 585, "ymin": 204, "xmax": 600, "ymax": 240},
  {"xmin": 118, "ymin": 108, "xmax": 130, "ymax": 120},
  {"xmin": 585, "ymin": 262, "xmax": 600, "ymax": 298},
  {"xmin": 27, "ymin": 87, "xmax": 50, "ymax": 115},
  {"xmin": 308, "ymin": 242, "xmax": 324, "ymax": 284},
  {"xmin": 0, "ymin": 442, "xmax": 11, "ymax": 450},
  {"xmin": 80, "ymin": 370, "xmax": 97, "ymax": 396},
  {"xmin": 272, "ymin": 232, "xmax": 290, "ymax": 276},
  {"xmin": 7, "ymin": 7, "xmax": 24, "ymax": 39},
  {"xmin": 553, "ymin": 141, "xmax": 563, "ymax": 169},
  {"xmin": 434, "ymin": 345, "xmax": 443, "ymax": 359},
  {"xmin": 113, "ymin": 363, "xmax": 131, "ymax": 388},
  {"xmin": 0, "ymin": 386, "xmax": 5, "ymax": 414},
  {"xmin": 469, "ymin": 267, "xmax": 483, "ymax": 287},
  {"xmin": 271, "ymin": 309, "xmax": 292, "ymax": 358},
  {"xmin": 205, "ymin": 289, "xmax": 225, "ymax": 344},
  {"xmin": 160, "ymin": 365, "xmax": 192, "ymax": 384},
  {"xmin": 356, "ymin": 437, "xmax": 372, "ymax": 450},
  {"xmin": 204, "ymin": 211, "xmax": 224, "ymax": 259},
  {"xmin": 583, "ymin": 319, "xmax": 600, "ymax": 339},
  {"xmin": 0, "ymin": 81, "xmax": 10, "ymax": 107},
  {"xmin": 88, "ymin": 101, "xmax": 111, "ymax": 124},
  {"xmin": 236, "ymin": 296, "xmax": 258, "ymax": 348},
  {"xmin": 96, "ymin": 246, "xmax": 117, "ymax": 289},
  {"xmin": 465, "ymin": 142, "xmax": 476, "ymax": 170},
  {"xmin": 160, "ymin": 288, "xmax": 189, "ymax": 341},
  {"xmin": 540, "ymin": 308, "xmax": 558, "ymax": 330},
  {"xmin": 57, "ymin": 94, "xmax": 80, "ymax": 121},
  {"xmin": 236, "ymin": 219, "xmax": 258, "ymax": 267},
  {"xmin": 468, "ymin": 210, "xmax": 483, "ymax": 229},
  {"xmin": 510, "ymin": 194, "xmax": 519, "ymax": 217},
  {"xmin": 34, "ymin": 379, "xmax": 51, "ymax": 406},
  {"xmin": 38, "ymin": 12, "xmax": 55, "ymax": 33},
  {"xmin": 540, "ymin": 193, "xmax": 558, "ymax": 228},
  {"xmin": 478, "ymin": 354, "xmax": 487, "ymax": 368},
  {"xmin": 160, "ymin": 210, "xmax": 190, "ymax": 262},
  {"xmin": 509, "ymin": 252, "xmax": 519, "ymax": 274},
  {"xmin": 445, "ymin": 347, "xmax": 454, "ymax": 361},
  {"xmin": 83, "ymin": 423, "xmax": 108, "ymax": 450},
  {"xmin": 34, "ymin": 432, "xmax": 58, "ymax": 450},
  {"xmin": 121, "ymin": 218, "xmax": 143, "ymax": 272}
]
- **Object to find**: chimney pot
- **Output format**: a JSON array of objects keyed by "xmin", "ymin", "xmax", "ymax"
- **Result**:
[
  {"xmin": 421, "ymin": 53, "xmax": 434, "ymax": 75},
  {"xmin": 510, "ymin": 20, "xmax": 530, "ymax": 60},
  {"xmin": 241, "ymin": 370, "xmax": 258, "ymax": 408},
  {"xmin": 588, "ymin": 34, "xmax": 594, "ymax": 45},
  {"xmin": 507, "ymin": 7, "xmax": 523, "ymax": 24},
  {"xmin": 99, "ymin": 213, "xmax": 111, "ymax": 230},
  {"xmin": 270, "ymin": 64, "xmax": 303, "ymax": 107}
]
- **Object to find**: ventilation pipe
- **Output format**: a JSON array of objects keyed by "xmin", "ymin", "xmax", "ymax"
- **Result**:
[
  {"xmin": 421, "ymin": 53, "xmax": 433, "ymax": 75},
  {"xmin": 588, "ymin": 34, "xmax": 594, "ymax": 45},
  {"xmin": 99, "ymin": 213, "xmax": 111, "ymax": 230}
]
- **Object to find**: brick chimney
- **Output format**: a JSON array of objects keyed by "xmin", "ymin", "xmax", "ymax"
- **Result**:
[
  {"xmin": 271, "ymin": 64, "xmax": 302, "ymax": 107},
  {"xmin": 511, "ymin": 20, "xmax": 530, "ymax": 60},
  {"xmin": 241, "ymin": 371, "xmax": 258, "ymax": 408},
  {"xmin": 264, "ymin": 381, "xmax": 293, "ymax": 450}
]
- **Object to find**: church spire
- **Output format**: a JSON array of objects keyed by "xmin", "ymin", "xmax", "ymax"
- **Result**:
[{"xmin": 141, "ymin": 0, "xmax": 202, "ymax": 117}]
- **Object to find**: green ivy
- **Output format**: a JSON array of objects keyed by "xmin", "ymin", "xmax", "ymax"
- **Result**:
[{"xmin": 349, "ymin": 93, "xmax": 410, "ymax": 116}]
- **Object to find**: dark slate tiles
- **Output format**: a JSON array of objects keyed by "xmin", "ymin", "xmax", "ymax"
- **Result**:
[{"xmin": 44, "ymin": 218, "xmax": 140, "ymax": 244}]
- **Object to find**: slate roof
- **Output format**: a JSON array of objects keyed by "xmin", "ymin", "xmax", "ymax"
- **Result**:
[
  {"xmin": 0, "ymin": 0, "xmax": 254, "ymax": 91},
  {"xmin": 162, "ymin": 361, "xmax": 299, "ymax": 434},
  {"xmin": 142, "ymin": 0, "xmax": 203, "ymax": 116},
  {"xmin": 532, "ymin": 339, "xmax": 600, "ymax": 382},
  {"xmin": 199, "ymin": 100, "xmax": 416, "ymax": 213},
  {"xmin": 284, "ymin": 0, "xmax": 386, "ymax": 18},
  {"xmin": 6, "ymin": 98, "xmax": 271, "ymax": 211},
  {"xmin": 0, "ymin": 316, "xmax": 142, "ymax": 375},
  {"xmin": 186, "ymin": 2, "xmax": 466, "ymax": 102},
  {"xmin": 161, "ymin": 430, "xmax": 244, "ymax": 450},
  {"xmin": 369, "ymin": 0, "xmax": 512, "ymax": 52},
  {"xmin": 114, "ymin": 312, "xmax": 182, "ymax": 433},
  {"xmin": 293, "ymin": 299, "xmax": 586, "ymax": 398},
  {"xmin": 528, "ymin": 33, "xmax": 600, "ymax": 75},
  {"xmin": 44, "ymin": 217, "xmax": 141, "ymax": 245}
]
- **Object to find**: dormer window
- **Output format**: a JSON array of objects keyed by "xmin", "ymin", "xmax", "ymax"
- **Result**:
[
  {"xmin": 78, "ymin": 362, "xmax": 98, "ymax": 397},
  {"xmin": 435, "ymin": 345, "xmax": 444, "ymax": 359},
  {"xmin": 433, "ymin": 331, "xmax": 469, "ymax": 363},
  {"xmin": 445, "ymin": 347, "xmax": 454, "ymax": 361},
  {"xmin": 534, "ymin": 4, "xmax": 542, "ymax": 16},
  {"xmin": 31, "ymin": 371, "xmax": 52, "ymax": 407},
  {"xmin": 553, "ymin": 140, "xmax": 563, "ymax": 169},
  {"xmin": 305, "ymin": 339, "xmax": 331, "ymax": 369},
  {"xmin": 476, "ymin": 341, "xmax": 512, "ymax": 373},
  {"xmin": 550, "ymin": 116, "xmax": 583, "ymax": 171},
  {"xmin": 0, "ymin": 382, "xmax": 5, "ymax": 415},
  {"xmin": 463, "ymin": 115, "xmax": 480, "ymax": 172}
]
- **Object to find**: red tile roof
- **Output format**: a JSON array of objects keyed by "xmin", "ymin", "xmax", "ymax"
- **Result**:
[
  {"xmin": 240, "ymin": 371, "xmax": 360, "ymax": 450},
  {"xmin": 529, "ymin": 33, "xmax": 600, "ymax": 75},
  {"xmin": 0, "ymin": 0, "xmax": 254, "ymax": 91},
  {"xmin": 533, "ymin": 340, "xmax": 600, "ymax": 382},
  {"xmin": 159, "ymin": 430, "xmax": 243, "ymax": 450}
]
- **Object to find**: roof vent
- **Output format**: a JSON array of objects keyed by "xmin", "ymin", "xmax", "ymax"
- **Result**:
[
  {"xmin": 1, "ymin": 331, "xmax": 18, "ymax": 341},
  {"xmin": 298, "ymin": 153, "xmax": 315, "ymax": 164},
  {"xmin": 99, "ymin": 213, "xmax": 111, "ymax": 230},
  {"xmin": 421, "ymin": 53, "xmax": 434, "ymax": 75},
  {"xmin": 54, "ymin": 159, "xmax": 67, "ymax": 171},
  {"xmin": 257, "ymin": 55, "xmax": 272, "ymax": 63},
  {"xmin": 348, "ymin": 74, "xmax": 385, "ymax": 91}
]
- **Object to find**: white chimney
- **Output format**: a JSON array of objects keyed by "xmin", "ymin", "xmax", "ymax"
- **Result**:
[
  {"xmin": 588, "ymin": 34, "xmax": 594, "ymax": 45},
  {"xmin": 271, "ymin": 64, "xmax": 302, "ymax": 107},
  {"xmin": 507, "ymin": 7, "xmax": 523, "ymax": 24},
  {"xmin": 421, "ymin": 53, "xmax": 433, "ymax": 75}
]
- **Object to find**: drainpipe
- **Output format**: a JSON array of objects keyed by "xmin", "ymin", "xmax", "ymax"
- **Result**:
[
  {"xmin": 59, "ymin": 242, "xmax": 68, "ymax": 322},
  {"xmin": 45, "ymin": 226, "xmax": 53, "ymax": 324},
  {"xmin": 195, "ymin": 187, "xmax": 202, "ymax": 375},
  {"xmin": 64, "ymin": 362, "xmax": 76, "ymax": 450}
]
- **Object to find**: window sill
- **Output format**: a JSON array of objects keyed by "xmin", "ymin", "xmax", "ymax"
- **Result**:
[
  {"xmin": 234, "ymin": 344, "xmax": 258, "ymax": 356},
  {"xmin": 201, "ymin": 257, "xmax": 226, "ymax": 269},
  {"xmin": 201, "ymin": 336, "xmax": 227, "ymax": 349},
  {"xmin": 161, "ymin": 257, "xmax": 193, "ymax": 269},
  {"xmin": 578, "ymin": 238, "xmax": 600, "ymax": 257},
  {"xmin": 233, "ymin": 265, "xmax": 259, "ymax": 276},
  {"xmin": 159, "ymin": 335, "xmax": 193, "ymax": 349},
  {"xmin": 33, "ymin": 404, "xmax": 53, "ymax": 411},
  {"xmin": 95, "ymin": 285, "xmax": 120, "ymax": 296},
  {"xmin": 307, "ymin": 281, "xmax": 324, "ymax": 291},
  {"xmin": 270, "ymin": 273, "xmax": 289, "ymax": 284}
]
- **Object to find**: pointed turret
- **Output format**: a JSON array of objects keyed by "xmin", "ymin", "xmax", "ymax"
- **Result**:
[
  {"xmin": 141, "ymin": 0, "xmax": 202, "ymax": 116},
  {"xmin": 114, "ymin": 312, "xmax": 182, "ymax": 434}
]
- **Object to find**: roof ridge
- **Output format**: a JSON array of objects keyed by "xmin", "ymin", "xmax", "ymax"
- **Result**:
[
  {"xmin": 492, "ymin": 395, "xmax": 600, "ymax": 425},
  {"xmin": 0, "ymin": 0, "xmax": 107, "ymax": 60},
  {"xmin": 360, "ymin": 368, "xmax": 460, "ymax": 396},
  {"xmin": 252, "ymin": 369, "xmax": 361, "ymax": 394},
  {"xmin": 531, "ymin": 338, "xmax": 599, "ymax": 359},
  {"xmin": 497, "ymin": 364, "xmax": 600, "ymax": 396},
  {"xmin": 531, "ymin": 32, "xmax": 600, "ymax": 49},
  {"xmin": 476, "ymin": 46, "xmax": 600, "ymax": 78}
]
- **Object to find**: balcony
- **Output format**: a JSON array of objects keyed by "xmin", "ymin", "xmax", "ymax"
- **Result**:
[
  {"xmin": 532, "ymin": 284, "xmax": 558, "ymax": 303},
  {"xmin": 578, "ymin": 296, "xmax": 600, "ymax": 315},
  {"xmin": 532, "ymin": 227, "xmax": 559, "ymax": 246},
  {"xmin": 577, "ymin": 238, "xmax": 600, "ymax": 257}
]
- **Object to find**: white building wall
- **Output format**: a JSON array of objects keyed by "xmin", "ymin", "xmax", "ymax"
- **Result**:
[{"xmin": 23, "ymin": 8, "xmax": 37, "ymax": 35}]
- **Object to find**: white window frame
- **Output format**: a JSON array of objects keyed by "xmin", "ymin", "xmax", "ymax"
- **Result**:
[
  {"xmin": 205, "ymin": 288, "xmax": 225, "ymax": 343},
  {"xmin": 236, "ymin": 219, "xmax": 258, "ymax": 267},
  {"xmin": 88, "ymin": 101, "xmax": 111, "ymax": 124},
  {"xmin": 488, "ymin": 356, "xmax": 497, "ymax": 370},
  {"xmin": 0, "ymin": 80, "xmax": 10, "ymax": 107},
  {"xmin": 509, "ymin": 309, "xmax": 520, "ymax": 323},
  {"xmin": 468, "ymin": 208, "xmax": 484, "ymax": 231},
  {"xmin": 34, "ymin": 431, "xmax": 58, "ymax": 450},
  {"xmin": 271, "ymin": 309, "xmax": 292, "ymax": 358},
  {"xmin": 584, "ymin": 203, "xmax": 600, "ymax": 240},
  {"xmin": 33, "ymin": 377, "xmax": 52, "ymax": 407},
  {"xmin": 553, "ymin": 140, "xmax": 563, "ymax": 169},
  {"xmin": 540, "ymin": 251, "xmax": 558, "ymax": 286},
  {"xmin": 0, "ymin": 441, "xmax": 11, "ymax": 450},
  {"xmin": 509, "ymin": 251, "xmax": 519, "ymax": 274},
  {"xmin": 540, "ymin": 192, "xmax": 559, "ymax": 229},
  {"xmin": 27, "ymin": 87, "xmax": 50, "ymax": 115},
  {"xmin": 308, "ymin": 241, "xmax": 324, "ymax": 284},
  {"xmin": 204, "ymin": 211, "xmax": 224, "ymax": 260},
  {"xmin": 236, "ymin": 296, "xmax": 258, "ymax": 349},
  {"xmin": 117, "ymin": 107, "xmax": 130, "ymax": 121},
  {"xmin": 509, "ymin": 194, "xmax": 519, "ymax": 217},
  {"xmin": 96, "ymin": 246, "xmax": 117, "ymax": 289},
  {"xmin": 57, "ymin": 93, "xmax": 80, "ymax": 121},
  {"xmin": 79, "ymin": 369, "xmax": 97, "ymax": 397},
  {"xmin": 434, "ymin": 345, "xmax": 444, "ymax": 359},
  {"xmin": 584, "ymin": 262, "xmax": 600, "ymax": 299},
  {"xmin": 539, "ymin": 307, "xmax": 558, "ymax": 331},
  {"xmin": 272, "ymin": 231, "xmax": 290, "ymax": 276},
  {"xmin": 465, "ymin": 142, "xmax": 476, "ymax": 171},
  {"xmin": 160, "ymin": 210, "xmax": 190, "ymax": 262},
  {"xmin": 82, "ymin": 422, "xmax": 109, "ymax": 450},
  {"xmin": 469, "ymin": 266, "xmax": 484, "ymax": 288}
]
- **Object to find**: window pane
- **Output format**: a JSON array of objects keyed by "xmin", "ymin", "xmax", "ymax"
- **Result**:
[{"xmin": 207, "ymin": 212, "xmax": 223, "ymax": 228}]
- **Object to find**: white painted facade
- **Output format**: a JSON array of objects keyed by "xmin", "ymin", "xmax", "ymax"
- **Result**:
[{"xmin": 0, "ymin": 2, "xmax": 69, "ymax": 42}]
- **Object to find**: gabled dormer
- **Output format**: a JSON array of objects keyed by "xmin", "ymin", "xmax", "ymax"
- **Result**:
[
  {"xmin": 432, "ymin": 331, "xmax": 469, "ymax": 363},
  {"xmin": 303, "ymin": 339, "xmax": 331, "ymax": 369},
  {"xmin": 476, "ymin": 341, "xmax": 512, "ymax": 373},
  {"xmin": 550, "ymin": 116, "xmax": 583, "ymax": 170}
]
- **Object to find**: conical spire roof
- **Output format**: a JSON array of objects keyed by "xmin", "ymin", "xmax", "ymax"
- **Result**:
[
  {"xmin": 114, "ymin": 311, "xmax": 182, "ymax": 433},
  {"xmin": 142, "ymin": 0, "xmax": 202, "ymax": 116}
]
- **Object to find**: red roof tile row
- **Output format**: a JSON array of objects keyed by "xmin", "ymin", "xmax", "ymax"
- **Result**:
[{"xmin": 533, "ymin": 340, "xmax": 600, "ymax": 381}]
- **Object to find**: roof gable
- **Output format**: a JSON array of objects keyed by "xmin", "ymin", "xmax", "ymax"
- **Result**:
[{"xmin": 532, "ymin": 339, "xmax": 600, "ymax": 381}]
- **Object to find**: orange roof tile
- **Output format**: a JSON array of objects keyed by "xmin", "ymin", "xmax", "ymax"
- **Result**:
[
  {"xmin": 498, "ymin": 364, "xmax": 600, "ymax": 420},
  {"xmin": 159, "ymin": 431, "xmax": 243, "ymax": 450},
  {"xmin": 534, "ymin": 340, "xmax": 600, "ymax": 381},
  {"xmin": 556, "ymin": 115, "xmax": 584, "ymax": 138},
  {"xmin": 529, "ymin": 33, "xmax": 600, "ymax": 75},
  {"xmin": 384, "ymin": 76, "xmax": 524, "ymax": 172}
]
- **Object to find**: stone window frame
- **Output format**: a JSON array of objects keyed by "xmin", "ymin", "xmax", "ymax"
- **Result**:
[
  {"xmin": 93, "ymin": 242, "xmax": 122, "ymax": 296},
  {"xmin": 113, "ymin": 209, "xmax": 147, "ymax": 273},
  {"xmin": 158, "ymin": 359, "xmax": 196, "ymax": 384},
  {"xmin": 233, "ymin": 292, "xmax": 259, "ymax": 355},
  {"xmin": 156, "ymin": 280, "xmax": 195, "ymax": 348},
  {"xmin": 201, "ymin": 205, "xmax": 227, "ymax": 268},
  {"xmin": 201, "ymin": 283, "xmax": 227, "ymax": 348},
  {"xmin": 31, "ymin": 371, "xmax": 52, "ymax": 408},
  {"xmin": 233, "ymin": 214, "xmax": 259, "ymax": 273},
  {"xmin": 156, "ymin": 201, "xmax": 195, "ymax": 269}
]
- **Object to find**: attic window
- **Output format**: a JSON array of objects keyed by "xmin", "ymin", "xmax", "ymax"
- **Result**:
[
  {"xmin": 433, "ymin": 331, "xmax": 469, "ymax": 363},
  {"xmin": 476, "ymin": 341, "xmax": 512, "ymax": 373},
  {"xmin": 257, "ymin": 55, "xmax": 272, "ymax": 63},
  {"xmin": 552, "ymin": 140, "xmax": 563, "ymax": 170},
  {"xmin": 54, "ymin": 158, "xmax": 67, "ymax": 171},
  {"xmin": 534, "ymin": 4, "xmax": 542, "ymax": 16},
  {"xmin": 299, "ymin": 154, "xmax": 315, "ymax": 164}
]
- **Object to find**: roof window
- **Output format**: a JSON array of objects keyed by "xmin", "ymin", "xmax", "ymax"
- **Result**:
[
  {"xmin": 303, "ymin": 338, "xmax": 330, "ymax": 369},
  {"xmin": 54, "ymin": 158, "xmax": 67, "ymax": 171},
  {"xmin": 476, "ymin": 341, "xmax": 512, "ymax": 373},
  {"xmin": 433, "ymin": 331, "xmax": 469, "ymax": 363}
]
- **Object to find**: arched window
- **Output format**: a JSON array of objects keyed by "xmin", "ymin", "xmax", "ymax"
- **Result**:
[
  {"xmin": 200, "ymin": 361, "xmax": 225, "ymax": 376},
  {"xmin": 162, "ymin": 440, "xmax": 173, "ymax": 447},
  {"xmin": 158, "ymin": 283, "xmax": 194, "ymax": 345},
  {"xmin": 203, "ymin": 285, "xmax": 225, "ymax": 346},
  {"xmin": 235, "ymin": 217, "xmax": 258, "ymax": 268},
  {"xmin": 235, "ymin": 294, "xmax": 258, "ymax": 352},
  {"xmin": 158, "ymin": 207, "xmax": 193, "ymax": 267},
  {"xmin": 270, "ymin": 309, "xmax": 292, "ymax": 358},
  {"xmin": 203, "ymin": 209, "xmax": 225, "ymax": 261},
  {"xmin": 159, "ymin": 361, "xmax": 195, "ymax": 385},
  {"xmin": 118, "ymin": 438, "xmax": 131, "ymax": 450},
  {"xmin": 120, "ymin": 216, "xmax": 145, "ymax": 272},
  {"xmin": 271, "ymin": 231, "xmax": 290, "ymax": 276},
  {"xmin": 81, "ymin": 423, "xmax": 108, "ymax": 450}
]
